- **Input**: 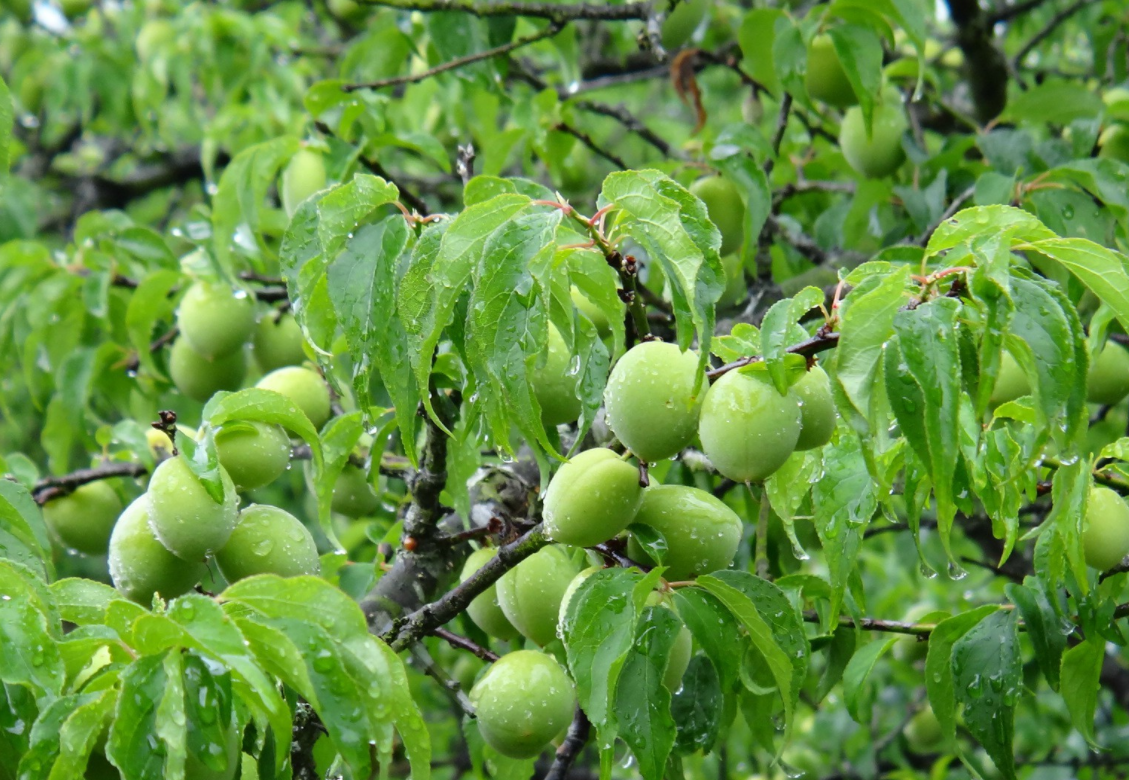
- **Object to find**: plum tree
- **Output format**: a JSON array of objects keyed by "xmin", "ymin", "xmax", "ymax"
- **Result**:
[
  {"xmin": 542, "ymin": 448, "xmax": 643, "ymax": 547},
  {"xmin": 905, "ymin": 706, "xmax": 943, "ymax": 754},
  {"xmin": 108, "ymin": 496, "xmax": 206, "ymax": 603},
  {"xmin": 645, "ymin": 591, "xmax": 692, "ymax": 691},
  {"xmin": 176, "ymin": 283, "xmax": 256, "ymax": 360},
  {"xmin": 147, "ymin": 456, "xmax": 240, "ymax": 562},
  {"xmin": 253, "ymin": 313, "xmax": 307, "ymax": 372},
  {"xmin": 331, "ymin": 464, "xmax": 380, "ymax": 518},
  {"xmin": 689, "ymin": 176, "xmax": 744, "ymax": 255},
  {"xmin": 42, "ymin": 480, "xmax": 122, "ymax": 556},
  {"xmin": 791, "ymin": 365, "xmax": 836, "ymax": 451},
  {"xmin": 531, "ymin": 324, "xmax": 582, "ymax": 427},
  {"xmin": 660, "ymin": 0, "xmax": 707, "ymax": 50},
  {"xmin": 281, "ymin": 148, "xmax": 328, "ymax": 217},
  {"xmin": 468, "ymin": 650, "xmax": 576, "ymax": 759},
  {"xmin": 626, "ymin": 484, "xmax": 742, "ymax": 580},
  {"xmin": 497, "ymin": 545, "xmax": 579, "ymax": 646},
  {"xmin": 169, "ymin": 338, "xmax": 247, "ymax": 403},
  {"xmin": 604, "ymin": 341, "xmax": 705, "ymax": 463},
  {"xmin": 805, "ymin": 35, "xmax": 856, "ymax": 107},
  {"xmin": 699, "ymin": 370, "xmax": 802, "ymax": 482},
  {"xmin": 257, "ymin": 366, "xmax": 332, "ymax": 429},
  {"xmin": 215, "ymin": 504, "xmax": 319, "ymax": 582},
  {"xmin": 1086, "ymin": 342, "xmax": 1129, "ymax": 405},
  {"xmin": 1082, "ymin": 486, "xmax": 1129, "ymax": 571},
  {"xmin": 461, "ymin": 546, "xmax": 521, "ymax": 641},
  {"xmin": 839, "ymin": 100, "xmax": 908, "ymax": 178},
  {"xmin": 214, "ymin": 421, "xmax": 292, "ymax": 491},
  {"xmin": 990, "ymin": 351, "xmax": 1031, "ymax": 406}
]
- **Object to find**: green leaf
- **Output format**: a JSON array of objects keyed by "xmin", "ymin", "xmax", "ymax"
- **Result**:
[
  {"xmin": 0, "ymin": 75, "xmax": 10, "ymax": 179},
  {"xmin": 18, "ymin": 688, "xmax": 116, "ymax": 780},
  {"xmin": 1059, "ymin": 638, "xmax": 1103, "ymax": 747},
  {"xmin": 614, "ymin": 605, "xmax": 680, "ymax": 780},
  {"xmin": 211, "ymin": 136, "xmax": 301, "ymax": 275},
  {"xmin": 107, "ymin": 652, "xmax": 185, "ymax": 780},
  {"xmin": 0, "ymin": 684, "xmax": 36, "ymax": 778},
  {"xmin": 760, "ymin": 287, "xmax": 825, "ymax": 394},
  {"xmin": 1027, "ymin": 237, "xmax": 1129, "ymax": 332},
  {"xmin": 842, "ymin": 636, "xmax": 897, "ymax": 724},
  {"xmin": 827, "ymin": 24, "xmax": 883, "ymax": 132},
  {"xmin": 671, "ymin": 656, "xmax": 721, "ymax": 755},
  {"xmin": 0, "ymin": 480, "xmax": 52, "ymax": 579},
  {"xmin": 924, "ymin": 206, "xmax": 1054, "ymax": 258},
  {"xmin": 0, "ymin": 561, "xmax": 64, "ymax": 699},
  {"xmin": 49, "ymin": 578, "xmax": 118, "ymax": 627},
  {"xmin": 696, "ymin": 575, "xmax": 798, "ymax": 749},
  {"xmin": 1005, "ymin": 582, "xmax": 1064, "ymax": 691},
  {"xmin": 1000, "ymin": 80, "xmax": 1104, "ymax": 125},
  {"xmin": 672, "ymin": 588, "xmax": 742, "ymax": 691},
  {"xmin": 709, "ymin": 136, "xmax": 772, "ymax": 272},
  {"xmin": 924, "ymin": 605, "xmax": 999, "ymax": 744},
  {"xmin": 600, "ymin": 170, "xmax": 725, "ymax": 367},
  {"xmin": 124, "ymin": 269, "xmax": 180, "ymax": 380},
  {"xmin": 182, "ymin": 653, "xmax": 238, "ymax": 779},
  {"xmin": 951, "ymin": 610, "xmax": 1022, "ymax": 780}
]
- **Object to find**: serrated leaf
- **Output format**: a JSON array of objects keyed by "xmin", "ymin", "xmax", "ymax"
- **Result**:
[
  {"xmin": 951, "ymin": 609, "xmax": 1021, "ymax": 780},
  {"xmin": 709, "ymin": 139, "xmax": 771, "ymax": 272},
  {"xmin": 842, "ymin": 636, "xmax": 897, "ymax": 724},
  {"xmin": 672, "ymin": 588, "xmax": 742, "ymax": 691},
  {"xmin": 924, "ymin": 605, "xmax": 999, "ymax": 745},
  {"xmin": 614, "ymin": 606, "xmax": 679, "ymax": 780},
  {"xmin": 124, "ymin": 269, "xmax": 180, "ymax": 380},
  {"xmin": 0, "ymin": 561, "xmax": 64, "ymax": 699},
  {"xmin": 0, "ymin": 480, "xmax": 52, "ymax": 579},
  {"xmin": 925, "ymin": 206, "xmax": 1055, "ymax": 258},
  {"xmin": 18, "ymin": 688, "xmax": 116, "ymax": 780},
  {"xmin": 711, "ymin": 322, "xmax": 760, "ymax": 363},
  {"xmin": 107, "ymin": 652, "xmax": 184, "ymax": 780},
  {"xmin": 1059, "ymin": 639, "xmax": 1103, "ymax": 747},
  {"xmin": 827, "ymin": 24, "xmax": 883, "ymax": 132},
  {"xmin": 671, "ymin": 656, "xmax": 721, "ymax": 755},
  {"xmin": 760, "ymin": 287, "xmax": 825, "ymax": 394},
  {"xmin": 1028, "ymin": 237, "xmax": 1129, "ymax": 332},
  {"xmin": 1005, "ymin": 582, "xmax": 1064, "ymax": 691},
  {"xmin": 49, "ymin": 579, "xmax": 118, "ymax": 627},
  {"xmin": 0, "ymin": 75, "xmax": 11, "ymax": 179}
]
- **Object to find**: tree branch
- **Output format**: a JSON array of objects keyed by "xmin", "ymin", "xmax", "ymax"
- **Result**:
[
  {"xmin": 31, "ymin": 462, "xmax": 149, "ymax": 505},
  {"xmin": 431, "ymin": 626, "xmax": 500, "ymax": 662},
  {"xmin": 1012, "ymin": 0, "xmax": 1102, "ymax": 68},
  {"xmin": 356, "ymin": 0, "xmax": 650, "ymax": 23},
  {"xmin": 945, "ymin": 0, "xmax": 1009, "ymax": 123},
  {"xmin": 988, "ymin": 0, "xmax": 1050, "ymax": 24},
  {"xmin": 543, "ymin": 708, "xmax": 591, "ymax": 780}
]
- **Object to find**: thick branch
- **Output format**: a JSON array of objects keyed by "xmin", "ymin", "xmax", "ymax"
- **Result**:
[
  {"xmin": 945, "ymin": 0, "xmax": 1009, "ymax": 123},
  {"xmin": 356, "ymin": 0, "xmax": 650, "ymax": 23},
  {"xmin": 706, "ymin": 330, "xmax": 840, "ymax": 381},
  {"xmin": 543, "ymin": 709, "xmax": 591, "ymax": 780}
]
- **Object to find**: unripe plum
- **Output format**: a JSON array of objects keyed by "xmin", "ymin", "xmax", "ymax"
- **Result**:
[
  {"xmin": 461, "ymin": 546, "xmax": 521, "ymax": 641},
  {"xmin": 543, "ymin": 448, "xmax": 643, "ymax": 547},
  {"xmin": 717, "ymin": 254, "xmax": 747, "ymax": 310},
  {"xmin": 176, "ymin": 283, "xmax": 256, "ymax": 360},
  {"xmin": 532, "ymin": 325, "xmax": 582, "ymax": 427},
  {"xmin": 469, "ymin": 650, "xmax": 576, "ymax": 759},
  {"xmin": 839, "ymin": 101, "xmax": 908, "ymax": 179},
  {"xmin": 43, "ymin": 480, "xmax": 122, "ymax": 556},
  {"xmin": 990, "ymin": 351, "xmax": 1030, "ymax": 406},
  {"xmin": 1086, "ymin": 342, "xmax": 1129, "ymax": 406},
  {"xmin": 1083, "ymin": 486, "xmax": 1129, "ymax": 571},
  {"xmin": 627, "ymin": 485, "xmax": 742, "ymax": 580},
  {"xmin": 1099, "ymin": 125, "xmax": 1129, "ymax": 164},
  {"xmin": 256, "ymin": 367, "xmax": 331, "ymax": 429},
  {"xmin": 660, "ymin": 0, "xmax": 707, "ymax": 50},
  {"xmin": 689, "ymin": 176, "xmax": 744, "ymax": 256},
  {"xmin": 215, "ymin": 504, "xmax": 319, "ymax": 582},
  {"xmin": 645, "ymin": 591, "xmax": 692, "ymax": 691},
  {"xmin": 604, "ymin": 341, "xmax": 705, "ymax": 463},
  {"xmin": 497, "ymin": 545, "xmax": 579, "ymax": 646},
  {"xmin": 904, "ymin": 706, "xmax": 943, "ymax": 754},
  {"xmin": 331, "ymin": 464, "xmax": 379, "ymax": 518},
  {"xmin": 60, "ymin": 0, "xmax": 92, "ymax": 19},
  {"xmin": 281, "ymin": 149, "xmax": 328, "ymax": 218},
  {"xmin": 791, "ymin": 365, "xmax": 836, "ymax": 450},
  {"xmin": 109, "ymin": 496, "xmax": 205, "ymax": 603},
  {"xmin": 169, "ymin": 338, "xmax": 247, "ymax": 403},
  {"xmin": 147, "ymin": 456, "xmax": 240, "ymax": 562},
  {"xmin": 571, "ymin": 287, "xmax": 612, "ymax": 337},
  {"xmin": 253, "ymin": 313, "xmax": 307, "ymax": 373},
  {"xmin": 805, "ymin": 35, "xmax": 856, "ymax": 107},
  {"xmin": 136, "ymin": 19, "xmax": 174, "ymax": 62},
  {"xmin": 215, "ymin": 421, "xmax": 291, "ymax": 492},
  {"xmin": 698, "ymin": 370, "xmax": 801, "ymax": 482}
]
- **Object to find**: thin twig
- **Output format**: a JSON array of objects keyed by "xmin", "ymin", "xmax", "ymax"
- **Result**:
[
  {"xmin": 31, "ymin": 462, "xmax": 149, "ymax": 505},
  {"xmin": 543, "ymin": 709, "xmax": 591, "ymax": 780},
  {"xmin": 763, "ymin": 93, "xmax": 792, "ymax": 177},
  {"xmin": 1012, "ymin": 0, "xmax": 1101, "ymax": 67},
  {"xmin": 356, "ymin": 0, "xmax": 650, "ymax": 23},
  {"xmin": 431, "ymin": 627, "xmax": 500, "ymax": 662}
]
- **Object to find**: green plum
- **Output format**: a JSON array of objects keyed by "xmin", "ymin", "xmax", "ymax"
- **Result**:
[
  {"xmin": 281, "ymin": 148, "xmax": 328, "ymax": 218},
  {"xmin": 43, "ymin": 480, "xmax": 122, "ymax": 555},
  {"xmin": 904, "ymin": 706, "xmax": 943, "ymax": 754},
  {"xmin": 461, "ymin": 546, "xmax": 521, "ymax": 641},
  {"xmin": 603, "ymin": 341, "xmax": 705, "ymax": 463},
  {"xmin": 571, "ymin": 286, "xmax": 613, "ymax": 337},
  {"xmin": 1087, "ymin": 342, "xmax": 1129, "ymax": 406},
  {"xmin": 1083, "ymin": 486, "xmax": 1129, "ymax": 571},
  {"xmin": 1099, "ymin": 125, "xmax": 1129, "ymax": 164},
  {"xmin": 805, "ymin": 35, "xmax": 856, "ymax": 107},
  {"xmin": 990, "ymin": 351, "xmax": 1031, "ymax": 406},
  {"xmin": 626, "ymin": 485, "xmax": 742, "ymax": 580},
  {"xmin": 60, "ymin": 0, "xmax": 92, "ymax": 19},
  {"xmin": 136, "ymin": 19, "xmax": 174, "ymax": 62},
  {"xmin": 689, "ymin": 176, "xmax": 745, "ymax": 255},
  {"xmin": 331, "ymin": 464, "xmax": 379, "ymax": 518},
  {"xmin": 645, "ymin": 591, "xmax": 692, "ymax": 691},
  {"xmin": 253, "ymin": 313, "xmax": 307, "ymax": 372},
  {"xmin": 791, "ymin": 365, "xmax": 836, "ymax": 450},
  {"xmin": 215, "ymin": 421, "xmax": 291, "ymax": 492},
  {"xmin": 176, "ymin": 283, "xmax": 256, "ymax": 359},
  {"xmin": 169, "ymin": 338, "xmax": 247, "ymax": 403},
  {"xmin": 215, "ymin": 504, "xmax": 319, "ymax": 582},
  {"xmin": 469, "ymin": 650, "xmax": 576, "ymax": 759},
  {"xmin": 256, "ymin": 367, "xmax": 332, "ymax": 429},
  {"xmin": 497, "ymin": 545, "xmax": 579, "ymax": 646},
  {"xmin": 147, "ymin": 456, "xmax": 240, "ymax": 562},
  {"xmin": 839, "ymin": 100, "xmax": 908, "ymax": 178},
  {"xmin": 660, "ymin": 0, "xmax": 707, "ymax": 50},
  {"xmin": 542, "ymin": 448, "xmax": 644, "ymax": 547},
  {"xmin": 532, "ymin": 325, "xmax": 582, "ymax": 427},
  {"xmin": 698, "ymin": 370, "xmax": 801, "ymax": 482},
  {"xmin": 717, "ymin": 254, "xmax": 747, "ymax": 310},
  {"xmin": 108, "ymin": 496, "xmax": 206, "ymax": 604}
]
